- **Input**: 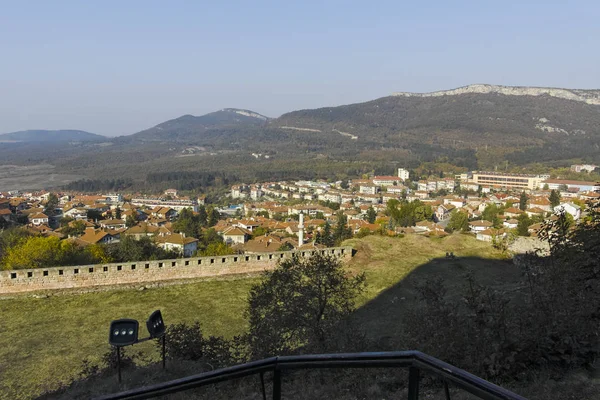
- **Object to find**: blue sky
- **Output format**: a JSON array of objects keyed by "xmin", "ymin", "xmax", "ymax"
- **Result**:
[{"xmin": 1, "ymin": 0, "xmax": 599, "ymax": 136}]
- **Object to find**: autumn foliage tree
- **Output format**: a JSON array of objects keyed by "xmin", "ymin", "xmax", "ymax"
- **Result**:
[{"xmin": 245, "ymin": 252, "xmax": 366, "ymax": 359}]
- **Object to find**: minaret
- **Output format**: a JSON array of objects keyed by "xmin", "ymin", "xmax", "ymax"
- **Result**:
[{"xmin": 298, "ymin": 212, "xmax": 305, "ymax": 247}]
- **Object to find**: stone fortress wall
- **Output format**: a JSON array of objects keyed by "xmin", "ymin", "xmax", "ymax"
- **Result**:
[{"xmin": 0, "ymin": 246, "xmax": 353, "ymax": 294}]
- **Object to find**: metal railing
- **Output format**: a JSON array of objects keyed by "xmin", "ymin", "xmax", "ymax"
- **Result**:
[{"xmin": 96, "ymin": 351, "xmax": 527, "ymax": 400}]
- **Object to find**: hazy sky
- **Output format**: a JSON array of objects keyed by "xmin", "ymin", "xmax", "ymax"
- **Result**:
[{"xmin": 1, "ymin": 1, "xmax": 599, "ymax": 136}]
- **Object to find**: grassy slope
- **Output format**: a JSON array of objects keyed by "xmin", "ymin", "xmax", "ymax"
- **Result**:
[
  {"xmin": 0, "ymin": 278, "xmax": 258, "ymax": 399},
  {"xmin": 0, "ymin": 234, "xmax": 517, "ymax": 399}
]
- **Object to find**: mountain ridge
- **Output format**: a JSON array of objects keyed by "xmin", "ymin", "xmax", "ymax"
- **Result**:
[
  {"xmin": 0, "ymin": 129, "xmax": 105, "ymax": 142},
  {"xmin": 129, "ymin": 108, "xmax": 270, "ymax": 141},
  {"xmin": 392, "ymin": 83, "xmax": 600, "ymax": 105}
]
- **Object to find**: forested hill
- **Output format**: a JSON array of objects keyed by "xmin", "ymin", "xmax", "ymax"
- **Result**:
[
  {"xmin": 273, "ymin": 85, "xmax": 600, "ymax": 164},
  {"xmin": 0, "ymin": 129, "xmax": 105, "ymax": 142},
  {"xmin": 129, "ymin": 108, "xmax": 270, "ymax": 141}
]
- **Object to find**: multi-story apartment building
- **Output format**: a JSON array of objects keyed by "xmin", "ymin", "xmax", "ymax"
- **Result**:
[
  {"xmin": 397, "ymin": 168, "xmax": 410, "ymax": 181},
  {"xmin": 462, "ymin": 171, "xmax": 545, "ymax": 190}
]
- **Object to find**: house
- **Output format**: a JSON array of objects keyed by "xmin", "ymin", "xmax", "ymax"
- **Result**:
[
  {"xmin": 503, "ymin": 207, "xmax": 524, "ymax": 218},
  {"xmin": 476, "ymin": 228, "xmax": 506, "ymax": 242},
  {"xmin": 443, "ymin": 197, "xmax": 466, "ymax": 209},
  {"xmin": 434, "ymin": 204, "xmax": 455, "ymax": 222},
  {"xmin": 123, "ymin": 223, "xmax": 160, "ymax": 239},
  {"xmin": 29, "ymin": 212, "xmax": 49, "ymax": 226},
  {"xmin": 359, "ymin": 185, "xmax": 379, "ymax": 195},
  {"xmin": 372, "ymin": 176, "xmax": 400, "ymax": 187},
  {"xmin": 79, "ymin": 228, "xmax": 120, "ymax": 245},
  {"xmin": 151, "ymin": 206, "xmax": 178, "ymax": 220},
  {"xmin": 164, "ymin": 188, "xmax": 178, "ymax": 198},
  {"xmin": 240, "ymin": 234, "xmax": 296, "ymax": 253},
  {"xmin": 413, "ymin": 220, "xmax": 444, "ymax": 234},
  {"xmin": 525, "ymin": 207, "xmax": 547, "ymax": 218},
  {"xmin": 469, "ymin": 220, "xmax": 493, "ymax": 232},
  {"xmin": 99, "ymin": 219, "xmax": 127, "ymax": 230},
  {"xmin": 158, "ymin": 233, "xmax": 198, "ymax": 256},
  {"xmin": 503, "ymin": 219, "xmax": 518, "ymax": 229},
  {"xmin": 222, "ymin": 226, "xmax": 251, "ymax": 245},
  {"xmin": 0, "ymin": 208, "xmax": 12, "ymax": 222},
  {"xmin": 528, "ymin": 197, "xmax": 552, "ymax": 212},
  {"xmin": 554, "ymin": 203, "xmax": 581, "ymax": 220},
  {"xmin": 528, "ymin": 223, "xmax": 543, "ymax": 236},
  {"xmin": 386, "ymin": 186, "xmax": 406, "ymax": 195},
  {"xmin": 63, "ymin": 207, "xmax": 89, "ymax": 220}
]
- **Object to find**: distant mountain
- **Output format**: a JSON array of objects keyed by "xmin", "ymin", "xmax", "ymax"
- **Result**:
[
  {"xmin": 130, "ymin": 108, "xmax": 270, "ymax": 141},
  {"xmin": 274, "ymin": 84, "xmax": 600, "ymax": 164},
  {"xmin": 0, "ymin": 129, "xmax": 106, "ymax": 142}
]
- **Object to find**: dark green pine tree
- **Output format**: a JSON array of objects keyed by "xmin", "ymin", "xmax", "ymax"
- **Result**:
[
  {"xmin": 519, "ymin": 192, "xmax": 528, "ymax": 211},
  {"xmin": 549, "ymin": 190, "xmax": 561, "ymax": 208}
]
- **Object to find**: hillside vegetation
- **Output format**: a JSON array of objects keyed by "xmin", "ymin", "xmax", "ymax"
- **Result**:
[
  {"xmin": 1, "ymin": 234, "xmax": 504, "ymax": 400},
  {"xmin": 1, "ymin": 85, "xmax": 599, "ymax": 191}
]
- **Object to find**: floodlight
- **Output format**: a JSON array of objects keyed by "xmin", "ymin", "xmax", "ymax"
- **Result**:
[
  {"xmin": 109, "ymin": 319, "xmax": 139, "ymax": 347},
  {"xmin": 146, "ymin": 310, "xmax": 166, "ymax": 339}
]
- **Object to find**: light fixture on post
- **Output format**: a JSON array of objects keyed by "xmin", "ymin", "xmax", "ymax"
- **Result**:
[
  {"xmin": 108, "ymin": 319, "xmax": 140, "ymax": 382},
  {"xmin": 146, "ymin": 310, "xmax": 167, "ymax": 369},
  {"xmin": 107, "ymin": 310, "xmax": 167, "ymax": 383}
]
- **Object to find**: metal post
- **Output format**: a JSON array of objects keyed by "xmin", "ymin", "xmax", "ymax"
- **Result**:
[
  {"xmin": 116, "ymin": 346, "xmax": 122, "ymax": 384},
  {"xmin": 407, "ymin": 367, "xmax": 419, "ymax": 400},
  {"xmin": 259, "ymin": 372, "xmax": 267, "ymax": 400},
  {"xmin": 444, "ymin": 380, "xmax": 451, "ymax": 400},
  {"xmin": 272, "ymin": 369, "xmax": 282, "ymax": 400},
  {"xmin": 162, "ymin": 335, "xmax": 166, "ymax": 369}
]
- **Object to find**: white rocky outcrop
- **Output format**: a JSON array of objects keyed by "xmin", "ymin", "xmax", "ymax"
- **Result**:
[
  {"xmin": 222, "ymin": 108, "xmax": 269, "ymax": 121},
  {"xmin": 392, "ymin": 84, "xmax": 600, "ymax": 105}
]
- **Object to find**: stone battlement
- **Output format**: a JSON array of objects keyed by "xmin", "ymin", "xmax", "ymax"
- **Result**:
[{"xmin": 0, "ymin": 246, "xmax": 353, "ymax": 294}]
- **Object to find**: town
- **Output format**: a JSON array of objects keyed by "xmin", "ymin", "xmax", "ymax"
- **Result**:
[{"xmin": 1, "ymin": 164, "xmax": 598, "ymax": 266}]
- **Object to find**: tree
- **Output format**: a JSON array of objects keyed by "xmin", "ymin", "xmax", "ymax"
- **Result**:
[
  {"xmin": 173, "ymin": 208, "xmax": 200, "ymax": 238},
  {"xmin": 519, "ymin": 192, "xmax": 528, "ymax": 211},
  {"xmin": 2, "ymin": 236, "xmax": 94, "ymax": 270},
  {"xmin": 549, "ymin": 190, "xmax": 561, "ymax": 208},
  {"xmin": 197, "ymin": 242, "xmax": 235, "ymax": 256},
  {"xmin": 197, "ymin": 206, "xmax": 208, "ymax": 227},
  {"xmin": 447, "ymin": 211, "xmax": 469, "ymax": 232},
  {"xmin": 62, "ymin": 220, "xmax": 86, "ymax": 237},
  {"xmin": 333, "ymin": 212, "xmax": 352, "ymax": 244},
  {"xmin": 482, "ymin": 204, "xmax": 501, "ymax": 228},
  {"xmin": 115, "ymin": 207, "xmax": 122, "ymax": 220},
  {"xmin": 245, "ymin": 252, "xmax": 366, "ymax": 358},
  {"xmin": 516, "ymin": 214, "xmax": 531, "ymax": 236},
  {"xmin": 87, "ymin": 209, "xmax": 103, "ymax": 222},
  {"xmin": 320, "ymin": 221, "xmax": 334, "ymax": 247},
  {"xmin": 277, "ymin": 242, "xmax": 294, "ymax": 251},
  {"xmin": 208, "ymin": 208, "xmax": 220, "ymax": 227},
  {"xmin": 366, "ymin": 207, "xmax": 376, "ymax": 224},
  {"xmin": 125, "ymin": 214, "xmax": 137, "ymax": 228},
  {"xmin": 44, "ymin": 193, "xmax": 59, "ymax": 216},
  {"xmin": 340, "ymin": 180, "xmax": 349, "ymax": 189}
]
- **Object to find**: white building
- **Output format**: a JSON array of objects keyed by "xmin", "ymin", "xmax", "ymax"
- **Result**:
[
  {"xmin": 159, "ymin": 233, "xmax": 198, "ymax": 257},
  {"xmin": 571, "ymin": 164, "xmax": 598, "ymax": 173},
  {"xmin": 554, "ymin": 203, "xmax": 581, "ymax": 220},
  {"xmin": 397, "ymin": 168, "xmax": 410, "ymax": 181},
  {"xmin": 359, "ymin": 185, "xmax": 379, "ymax": 195},
  {"xmin": 29, "ymin": 212, "xmax": 49, "ymax": 226}
]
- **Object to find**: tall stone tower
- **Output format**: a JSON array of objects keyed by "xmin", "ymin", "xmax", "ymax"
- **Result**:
[{"xmin": 298, "ymin": 212, "xmax": 305, "ymax": 247}]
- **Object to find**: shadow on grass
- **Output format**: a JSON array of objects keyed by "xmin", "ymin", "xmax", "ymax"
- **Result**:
[{"xmin": 350, "ymin": 255, "xmax": 521, "ymax": 348}]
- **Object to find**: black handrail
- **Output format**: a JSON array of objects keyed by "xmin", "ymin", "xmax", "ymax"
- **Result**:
[{"xmin": 96, "ymin": 351, "xmax": 527, "ymax": 400}]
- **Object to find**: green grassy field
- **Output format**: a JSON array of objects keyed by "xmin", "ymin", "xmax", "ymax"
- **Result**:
[{"xmin": 0, "ymin": 234, "xmax": 511, "ymax": 399}]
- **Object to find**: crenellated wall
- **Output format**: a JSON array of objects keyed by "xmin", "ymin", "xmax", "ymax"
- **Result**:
[{"xmin": 0, "ymin": 246, "xmax": 353, "ymax": 294}]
